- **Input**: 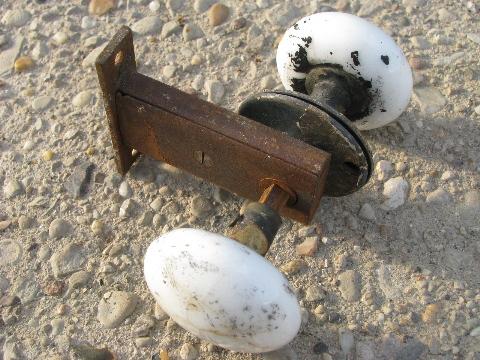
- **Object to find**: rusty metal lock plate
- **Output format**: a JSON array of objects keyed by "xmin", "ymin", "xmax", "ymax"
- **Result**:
[{"xmin": 95, "ymin": 27, "xmax": 332, "ymax": 224}]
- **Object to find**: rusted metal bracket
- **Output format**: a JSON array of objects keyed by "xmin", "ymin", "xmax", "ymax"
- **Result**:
[{"xmin": 96, "ymin": 27, "xmax": 331, "ymax": 224}]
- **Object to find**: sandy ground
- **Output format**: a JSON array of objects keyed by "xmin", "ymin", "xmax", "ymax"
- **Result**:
[{"xmin": 0, "ymin": 0, "xmax": 479, "ymax": 359}]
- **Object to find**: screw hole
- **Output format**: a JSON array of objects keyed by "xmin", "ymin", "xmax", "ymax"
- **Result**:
[{"xmin": 114, "ymin": 51, "xmax": 124, "ymax": 67}]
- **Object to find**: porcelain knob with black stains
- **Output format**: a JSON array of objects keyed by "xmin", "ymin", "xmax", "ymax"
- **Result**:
[
  {"xmin": 144, "ymin": 228, "xmax": 301, "ymax": 353},
  {"xmin": 276, "ymin": 12, "xmax": 413, "ymax": 130}
]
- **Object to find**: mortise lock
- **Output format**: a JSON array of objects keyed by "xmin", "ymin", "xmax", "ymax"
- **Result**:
[
  {"xmin": 96, "ymin": 12, "xmax": 412, "ymax": 354},
  {"xmin": 96, "ymin": 25, "xmax": 332, "ymax": 226}
]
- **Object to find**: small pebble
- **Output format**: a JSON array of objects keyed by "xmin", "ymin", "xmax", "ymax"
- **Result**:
[
  {"xmin": 375, "ymin": 160, "xmax": 393, "ymax": 181},
  {"xmin": 426, "ymin": 188, "xmax": 451, "ymax": 204},
  {"xmin": 208, "ymin": 3, "xmax": 229, "ymax": 26},
  {"xmin": 205, "ymin": 79, "xmax": 225, "ymax": 103},
  {"xmin": 138, "ymin": 211, "xmax": 154, "ymax": 226},
  {"xmin": 161, "ymin": 20, "xmax": 181, "ymax": 39},
  {"xmin": 68, "ymin": 270, "xmax": 90, "ymax": 290},
  {"xmin": 32, "ymin": 41, "xmax": 48, "ymax": 60},
  {"xmin": 149, "ymin": 1, "xmax": 161, "ymax": 12},
  {"xmin": 42, "ymin": 150, "xmax": 54, "ymax": 161},
  {"xmin": 183, "ymin": 23, "xmax": 204, "ymax": 41},
  {"xmin": 97, "ymin": 291, "xmax": 138, "ymax": 328},
  {"xmin": 159, "ymin": 350, "xmax": 170, "ymax": 360},
  {"xmin": 382, "ymin": 177, "xmax": 409, "ymax": 210},
  {"xmin": 163, "ymin": 65, "xmax": 176, "ymax": 79},
  {"xmin": 72, "ymin": 90, "xmax": 94, "ymax": 108},
  {"xmin": 82, "ymin": 43, "xmax": 107, "ymax": 68},
  {"xmin": 2, "ymin": 9, "xmax": 31, "ymax": 27},
  {"xmin": 305, "ymin": 285, "xmax": 325, "ymax": 301},
  {"xmin": 191, "ymin": 74, "xmax": 204, "ymax": 90},
  {"xmin": 32, "ymin": 96, "xmax": 53, "ymax": 111},
  {"xmin": 191, "ymin": 54, "xmax": 203, "ymax": 65},
  {"xmin": 49, "ymin": 219, "xmax": 72, "ymax": 239},
  {"xmin": 421, "ymin": 303, "xmax": 441, "ymax": 323},
  {"xmin": 133, "ymin": 315, "xmax": 156, "ymax": 337},
  {"xmin": 295, "ymin": 237, "xmax": 318, "ymax": 256},
  {"xmin": 179, "ymin": 343, "xmax": 198, "ymax": 360},
  {"xmin": 470, "ymin": 327, "xmax": 480, "ymax": 337},
  {"xmin": 18, "ymin": 215, "xmax": 33, "ymax": 229},
  {"xmin": 413, "ymin": 87, "xmax": 446, "ymax": 114},
  {"xmin": 358, "ymin": 203, "xmax": 376, "ymax": 221},
  {"xmin": 0, "ymin": 295, "xmax": 21, "ymax": 307},
  {"xmin": 280, "ymin": 259, "xmax": 305, "ymax": 275},
  {"xmin": 81, "ymin": 16, "xmax": 97, "ymax": 30},
  {"xmin": 89, "ymin": 0, "xmax": 115, "ymax": 15},
  {"xmin": 51, "ymin": 318, "xmax": 65, "ymax": 336},
  {"xmin": 338, "ymin": 328, "xmax": 355, "ymax": 354},
  {"xmin": 119, "ymin": 199, "xmax": 137, "ymax": 218},
  {"xmin": 0, "ymin": 240, "xmax": 22, "ymax": 266},
  {"xmin": 232, "ymin": 17, "xmax": 247, "ymax": 30},
  {"xmin": 0, "ymin": 220, "xmax": 11, "ymax": 231},
  {"xmin": 166, "ymin": 0, "xmax": 183, "ymax": 12},
  {"xmin": 132, "ymin": 16, "xmax": 162, "ymax": 35},
  {"xmin": 153, "ymin": 214, "xmax": 166, "ymax": 228},
  {"xmin": 190, "ymin": 195, "xmax": 213, "ymax": 218},
  {"xmin": 65, "ymin": 162, "xmax": 95, "ymax": 198},
  {"xmin": 338, "ymin": 270, "xmax": 361, "ymax": 302},
  {"xmin": 14, "ymin": 56, "xmax": 34, "ymax": 72},
  {"xmin": 91, "ymin": 220, "xmax": 105, "ymax": 236},
  {"xmin": 440, "ymin": 170, "xmax": 455, "ymax": 181},
  {"xmin": 50, "ymin": 243, "xmax": 85, "ymax": 278},
  {"xmin": 4, "ymin": 179, "xmax": 24, "ymax": 199},
  {"xmin": 52, "ymin": 31, "xmax": 69, "ymax": 45},
  {"xmin": 150, "ymin": 198, "xmax": 164, "ymax": 211},
  {"xmin": 118, "ymin": 181, "xmax": 132, "ymax": 198}
]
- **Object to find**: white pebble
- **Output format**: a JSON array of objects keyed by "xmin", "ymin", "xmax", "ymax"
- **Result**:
[
  {"xmin": 32, "ymin": 96, "xmax": 53, "ymax": 111},
  {"xmin": 205, "ymin": 79, "xmax": 225, "ymax": 104},
  {"xmin": 132, "ymin": 16, "xmax": 162, "ymax": 35},
  {"xmin": 118, "ymin": 181, "xmax": 132, "ymax": 198},
  {"xmin": 375, "ymin": 160, "xmax": 393, "ymax": 181},
  {"xmin": 52, "ymin": 31, "xmax": 69, "ymax": 45},
  {"xmin": 149, "ymin": 0, "xmax": 161, "ymax": 12},
  {"xmin": 81, "ymin": 16, "xmax": 97, "ymax": 30},
  {"xmin": 72, "ymin": 90, "xmax": 94, "ymax": 108},
  {"xmin": 382, "ymin": 177, "xmax": 409, "ymax": 210}
]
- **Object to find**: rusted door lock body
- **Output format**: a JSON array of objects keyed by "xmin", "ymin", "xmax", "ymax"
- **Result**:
[
  {"xmin": 97, "ymin": 12, "xmax": 413, "ymax": 354},
  {"xmin": 97, "ymin": 28, "xmax": 370, "ymax": 226}
]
